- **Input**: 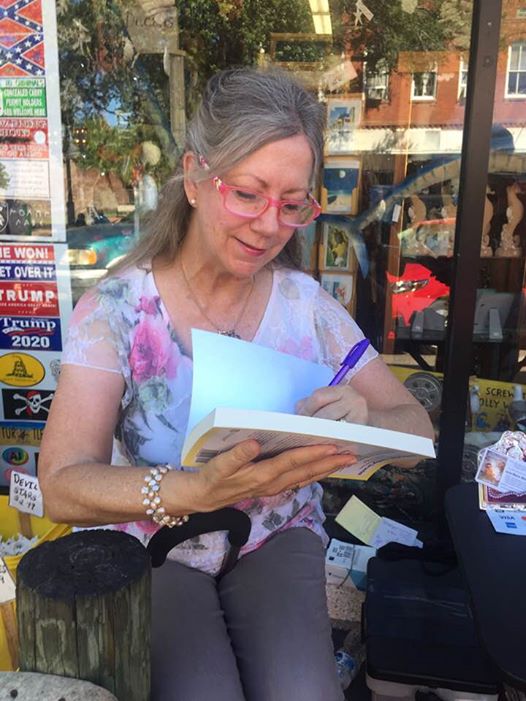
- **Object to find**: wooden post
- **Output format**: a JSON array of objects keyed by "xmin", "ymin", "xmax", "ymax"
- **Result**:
[
  {"xmin": 0, "ymin": 602, "xmax": 18, "ymax": 670},
  {"xmin": 16, "ymin": 529, "xmax": 151, "ymax": 701}
]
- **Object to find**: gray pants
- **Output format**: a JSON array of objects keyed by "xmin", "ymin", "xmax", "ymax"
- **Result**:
[{"xmin": 151, "ymin": 527, "xmax": 344, "ymax": 701}]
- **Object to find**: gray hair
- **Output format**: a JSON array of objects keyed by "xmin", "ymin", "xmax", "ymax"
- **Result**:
[{"xmin": 117, "ymin": 66, "xmax": 325, "ymax": 272}]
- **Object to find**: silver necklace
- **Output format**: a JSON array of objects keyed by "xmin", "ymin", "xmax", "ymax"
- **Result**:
[{"xmin": 179, "ymin": 258, "xmax": 255, "ymax": 339}]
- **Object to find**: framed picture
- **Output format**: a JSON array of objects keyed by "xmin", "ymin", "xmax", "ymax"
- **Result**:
[
  {"xmin": 321, "ymin": 157, "xmax": 361, "ymax": 214},
  {"xmin": 320, "ymin": 222, "xmax": 352, "ymax": 270},
  {"xmin": 326, "ymin": 96, "xmax": 363, "ymax": 155},
  {"xmin": 320, "ymin": 272, "xmax": 354, "ymax": 308},
  {"xmin": 298, "ymin": 221, "xmax": 318, "ymax": 272}
]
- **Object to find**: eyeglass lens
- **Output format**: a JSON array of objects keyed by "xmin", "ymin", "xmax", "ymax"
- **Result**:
[{"xmin": 226, "ymin": 188, "xmax": 316, "ymax": 225}]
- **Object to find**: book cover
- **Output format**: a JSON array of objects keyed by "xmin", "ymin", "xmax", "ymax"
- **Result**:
[{"xmin": 181, "ymin": 407, "xmax": 435, "ymax": 480}]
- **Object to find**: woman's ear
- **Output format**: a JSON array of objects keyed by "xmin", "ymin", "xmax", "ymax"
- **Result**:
[{"xmin": 182, "ymin": 152, "xmax": 198, "ymax": 205}]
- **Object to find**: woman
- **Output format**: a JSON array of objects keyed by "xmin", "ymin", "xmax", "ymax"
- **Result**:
[{"xmin": 40, "ymin": 67, "xmax": 433, "ymax": 701}]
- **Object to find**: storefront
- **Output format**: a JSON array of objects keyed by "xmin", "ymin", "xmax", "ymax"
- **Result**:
[{"xmin": 0, "ymin": 0, "xmax": 524, "ymax": 526}]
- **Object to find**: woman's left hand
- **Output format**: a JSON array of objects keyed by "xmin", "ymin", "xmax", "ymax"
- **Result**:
[{"xmin": 295, "ymin": 384, "xmax": 368, "ymax": 425}]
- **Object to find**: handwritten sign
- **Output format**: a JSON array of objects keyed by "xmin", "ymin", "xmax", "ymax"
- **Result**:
[
  {"xmin": 336, "ymin": 495, "xmax": 423, "ymax": 549},
  {"xmin": 0, "ymin": 558, "xmax": 16, "ymax": 604},
  {"xmin": 9, "ymin": 470, "xmax": 43, "ymax": 517}
]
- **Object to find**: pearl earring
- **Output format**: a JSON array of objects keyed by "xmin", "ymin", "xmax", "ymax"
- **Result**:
[{"xmin": 190, "ymin": 198, "xmax": 197, "ymax": 206}]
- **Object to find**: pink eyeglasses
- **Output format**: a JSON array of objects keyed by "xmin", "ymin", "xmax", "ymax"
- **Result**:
[
  {"xmin": 196, "ymin": 154, "xmax": 320, "ymax": 228},
  {"xmin": 212, "ymin": 177, "xmax": 321, "ymax": 228}
]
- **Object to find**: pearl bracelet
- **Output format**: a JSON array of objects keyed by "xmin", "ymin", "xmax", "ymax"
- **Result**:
[{"xmin": 142, "ymin": 465, "xmax": 189, "ymax": 528}]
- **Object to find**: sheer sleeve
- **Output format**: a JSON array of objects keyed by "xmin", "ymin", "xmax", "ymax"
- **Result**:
[
  {"xmin": 61, "ymin": 290, "xmax": 122, "ymax": 375},
  {"xmin": 313, "ymin": 285, "xmax": 378, "ymax": 377}
]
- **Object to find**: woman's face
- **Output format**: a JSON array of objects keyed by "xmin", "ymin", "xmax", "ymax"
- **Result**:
[{"xmin": 184, "ymin": 134, "xmax": 313, "ymax": 278}]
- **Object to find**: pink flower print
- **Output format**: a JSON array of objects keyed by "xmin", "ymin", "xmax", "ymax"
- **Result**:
[
  {"xmin": 133, "ymin": 519, "xmax": 159, "ymax": 536},
  {"xmin": 112, "ymin": 520, "xmax": 159, "ymax": 537},
  {"xmin": 135, "ymin": 295, "xmax": 160, "ymax": 316},
  {"xmin": 278, "ymin": 336, "xmax": 314, "ymax": 361},
  {"xmin": 130, "ymin": 317, "xmax": 178, "ymax": 383}
]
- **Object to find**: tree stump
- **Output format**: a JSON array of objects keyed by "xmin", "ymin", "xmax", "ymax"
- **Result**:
[{"xmin": 16, "ymin": 530, "xmax": 151, "ymax": 701}]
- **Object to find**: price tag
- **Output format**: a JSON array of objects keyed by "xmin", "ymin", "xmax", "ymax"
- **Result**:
[
  {"xmin": 0, "ymin": 558, "xmax": 16, "ymax": 604},
  {"xmin": 9, "ymin": 471, "xmax": 44, "ymax": 517}
]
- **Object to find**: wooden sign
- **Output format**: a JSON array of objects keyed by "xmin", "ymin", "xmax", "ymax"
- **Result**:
[{"xmin": 124, "ymin": 2, "xmax": 179, "ymax": 54}]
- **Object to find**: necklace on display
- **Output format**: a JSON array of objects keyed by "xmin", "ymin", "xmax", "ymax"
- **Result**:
[{"xmin": 179, "ymin": 258, "xmax": 255, "ymax": 340}]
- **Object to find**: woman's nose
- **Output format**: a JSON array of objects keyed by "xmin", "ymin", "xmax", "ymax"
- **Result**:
[{"xmin": 251, "ymin": 203, "xmax": 282, "ymax": 235}]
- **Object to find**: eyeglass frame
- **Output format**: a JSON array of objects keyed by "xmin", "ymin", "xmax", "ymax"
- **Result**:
[
  {"xmin": 194, "ymin": 154, "xmax": 320, "ymax": 228},
  {"xmin": 211, "ymin": 176, "xmax": 321, "ymax": 228}
]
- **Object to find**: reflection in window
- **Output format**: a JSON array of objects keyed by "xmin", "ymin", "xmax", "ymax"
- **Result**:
[
  {"xmin": 412, "ymin": 70, "xmax": 437, "ymax": 99},
  {"xmin": 365, "ymin": 60, "xmax": 390, "ymax": 101},
  {"xmin": 458, "ymin": 58, "xmax": 468, "ymax": 101},
  {"xmin": 506, "ymin": 42, "xmax": 526, "ymax": 97}
]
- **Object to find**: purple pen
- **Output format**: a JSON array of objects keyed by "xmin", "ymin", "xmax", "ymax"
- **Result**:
[{"xmin": 328, "ymin": 338, "xmax": 371, "ymax": 386}]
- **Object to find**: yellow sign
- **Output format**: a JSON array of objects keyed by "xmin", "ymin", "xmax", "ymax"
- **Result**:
[
  {"xmin": 0, "ymin": 353, "xmax": 45, "ymax": 387},
  {"xmin": 0, "ymin": 423, "xmax": 44, "ymax": 446}
]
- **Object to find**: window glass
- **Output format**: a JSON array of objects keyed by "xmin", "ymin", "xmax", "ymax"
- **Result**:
[
  {"xmin": 506, "ymin": 42, "xmax": 526, "ymax": 96},
  {"xmin": 412, "ymin": 70, "xmax": 438, "ymax": 99},
  {"xmin": 458, "ymin": 58, "xmax": 468, "ymax": 101},
  {"xmin": 53, "ymin": 0, "xmax": 485, "ymax": 523},
  {"xmin": 466, "ymin": 3, "xmax": 526, "ymax": 492},
  {"xmin": 365, "ymin": 59, "xmax": 389, "ymax": 101}
]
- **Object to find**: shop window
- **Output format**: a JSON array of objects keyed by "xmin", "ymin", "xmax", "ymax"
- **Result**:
[
  {"xmin": 412, "ymin": 70, "xmax": 437, "ymax": 100},
  {"xmin": 506, "ymin": 42, "xmax": 526, "ymax": 98},
  {"xmin": 365, "ymin": 60, "xmax": 390, "ymax": 101}
]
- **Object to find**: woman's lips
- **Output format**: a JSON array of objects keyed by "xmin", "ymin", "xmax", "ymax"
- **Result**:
[{"xmin": 236, "ymin": 238, "xmax": 266, "ymax": 256}]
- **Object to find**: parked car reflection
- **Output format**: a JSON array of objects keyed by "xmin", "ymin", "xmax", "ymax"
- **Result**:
[{"xmin": 66, "ymin": 213, "xmax": 138, "ymax": 304}]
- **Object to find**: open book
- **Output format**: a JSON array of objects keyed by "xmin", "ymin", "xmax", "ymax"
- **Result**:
[
  {"xmin": 183, "ymin": 329, "xmax": 435, "ymax": 481},
  {"xmin": 181, "ymin": 407, "xmax": 435, "ymax": 481}
]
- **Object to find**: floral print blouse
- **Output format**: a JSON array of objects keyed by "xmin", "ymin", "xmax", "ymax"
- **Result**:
[{"xmin": 62, "ymin": 263, "xmax": 377, "ymax": 575}]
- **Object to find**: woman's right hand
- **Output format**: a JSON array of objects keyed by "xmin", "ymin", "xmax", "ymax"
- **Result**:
[{"xmin": 192, "ymin": 440, "xmax": 354, "ymax": 511}]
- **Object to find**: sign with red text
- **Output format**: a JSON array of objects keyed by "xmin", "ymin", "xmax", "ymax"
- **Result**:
[
  {"xmin": 0, "ymin": 1, "xmax": 65, "ymax": 241},
  {"xmin": 0, "ymin": 118, "xmax": 49, "ymax": 160},
  {"xmin": 0, "ymin": 244, "xmax": 71, "ymax": 491}
]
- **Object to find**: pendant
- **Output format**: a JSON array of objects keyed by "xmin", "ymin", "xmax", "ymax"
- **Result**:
[{"xmin": 220, "ymin": 330, "xmax": 241, "ymax": 339}]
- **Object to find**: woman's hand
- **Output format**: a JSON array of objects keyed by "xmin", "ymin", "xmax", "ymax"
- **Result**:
[
  {"xmin": 295, "ymin": 384, "xmax": 368, "ymax": 425},
  {"xmin": 193, "ymin": 440, "xmax": 354, "ymax": 512}
]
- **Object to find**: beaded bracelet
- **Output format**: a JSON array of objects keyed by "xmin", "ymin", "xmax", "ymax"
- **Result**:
[{"xmin": 142, "ymin": 465, "xmax": 189, "ymax": 528}]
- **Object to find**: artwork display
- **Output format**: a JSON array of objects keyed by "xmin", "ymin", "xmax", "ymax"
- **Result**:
[
  {"xmin": 320, "ymin": 273, "xmax": 354, "ymax": 307},
  {"xmin": 298, "ymin": 222, "xmax": 318, "ymax": 271},
  {"xmin": 326, "ymin": 97, "xmax": 363, "ymax": 154},
  {"xmin": 322, "ymin": 158, "xmax": 360, "ymax": 214},
  {"xmin": 321, "ymin": 223, "xmax": 352, "ymax": 270}
]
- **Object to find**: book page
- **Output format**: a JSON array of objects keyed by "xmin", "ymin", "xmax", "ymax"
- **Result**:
[{"xmin": 188, "ymin": 329, "xmax": 333, "ymax": 429}]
